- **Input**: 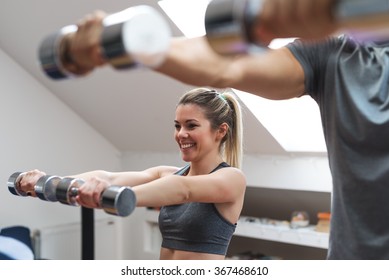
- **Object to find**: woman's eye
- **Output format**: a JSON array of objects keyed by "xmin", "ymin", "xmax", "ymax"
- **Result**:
[{"xmin": 187, "ymin": 124, "xmax": 197, "ymax": 129}]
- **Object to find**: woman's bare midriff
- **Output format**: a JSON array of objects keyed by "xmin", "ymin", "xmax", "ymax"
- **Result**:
[{"xmin": 159, "ymin": 247, "xmax": 225, "ymax": 260}]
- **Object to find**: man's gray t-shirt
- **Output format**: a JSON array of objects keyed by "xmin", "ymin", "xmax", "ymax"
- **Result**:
[{"xmin": 287, "ymin": 36, "xmax": 389, "ymax": 259}]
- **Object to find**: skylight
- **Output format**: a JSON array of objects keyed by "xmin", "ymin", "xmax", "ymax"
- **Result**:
[
  {"xmin": 158, "ymin": 0, "xmax": 327, "ymax": 153},
  {"xmin": 235, "ymin": 90, "xmax": 326, "ymax": 152}
]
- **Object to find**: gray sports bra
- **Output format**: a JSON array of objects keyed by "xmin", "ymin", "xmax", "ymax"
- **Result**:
[{"xmin": 158, "ymin": 162, "xmax": 236, "ymax": 255}]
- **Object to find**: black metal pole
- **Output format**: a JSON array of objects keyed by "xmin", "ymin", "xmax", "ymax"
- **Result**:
[{"xmin": 81, "ymin": 207, "xmax": 94, "ymax": 260}]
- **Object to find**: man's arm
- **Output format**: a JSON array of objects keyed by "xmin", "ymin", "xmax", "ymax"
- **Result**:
[{"xmin": 158, "ymin": 36, "xmax": 305, "ymax": 100}]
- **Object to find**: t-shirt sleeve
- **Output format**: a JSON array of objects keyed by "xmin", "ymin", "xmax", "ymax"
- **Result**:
[{"xmin": 286, "ymin": 37, "xmax": 341, "ymax": 100}]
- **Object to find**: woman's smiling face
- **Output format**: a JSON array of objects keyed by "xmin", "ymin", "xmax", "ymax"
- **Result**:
[{"xmin": 174, "ymin": 103, "xmax": 219, "ymax": 163}]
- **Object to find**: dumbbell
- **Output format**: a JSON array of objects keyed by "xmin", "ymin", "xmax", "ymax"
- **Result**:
[
  {"xmin": 39, "ymin": 5, "xmax": 171, "ymax": 79},
  {"xmin": 54, "ymin": 177, "xmax": 136, "ymax": 217},
  {"xmin": 8, "ymin": 172, "xmax": 62, "ymax": 201},
  {"xmin": 8, "ymin": 172, "xmax": 136, "ymax": 217},
  {"xmin": 205, "ymin": 0, "xmax": 389, "ymax": 55}
]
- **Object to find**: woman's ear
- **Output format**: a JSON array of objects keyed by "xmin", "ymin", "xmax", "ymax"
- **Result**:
[{"xmin": 217, "ymin": 123, "xmax": 229, "ymax": 140}]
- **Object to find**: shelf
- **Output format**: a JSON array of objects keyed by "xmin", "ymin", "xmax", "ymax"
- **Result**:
[
  {"xmin": 235, "ymin": 216, "xmax": 329, "ymax": 249},
  {"xmin": 144, "ymin": 210, "xmax": 329, "ymax": 250}
]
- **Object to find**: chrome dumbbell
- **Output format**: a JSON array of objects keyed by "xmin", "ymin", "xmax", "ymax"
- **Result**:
[
  {"xmin": 55, "ymin": 177, "xmax": 136, "ymax": 217},
  {"xmin": 38, "ymin": 5, "xmax": 171, "ymax": 79},
  {"xmin": 8, "ymin": 172, "xmax": 62, "ymax": 201},
  {"xmin": 205, "ymin": 0, "xmax": 389, "ymax": 55}
]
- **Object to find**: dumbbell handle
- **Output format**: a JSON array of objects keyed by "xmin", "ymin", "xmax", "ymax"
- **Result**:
[
  {"xmin": 39, "ymin": 5, "xmax": 171, "ymax": 79},
  {"xmin": 205, "ymin": 0, "xmax": 389, "ymax": 55}
]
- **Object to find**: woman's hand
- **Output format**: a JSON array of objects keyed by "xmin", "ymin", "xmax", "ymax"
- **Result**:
[
  {"xmin": 18, "ymin": 169, "xmax": 47, "ymax": 197},
  {"xmin": 76, "ymin": 176, "xmax": 110, "ymax": 209}
]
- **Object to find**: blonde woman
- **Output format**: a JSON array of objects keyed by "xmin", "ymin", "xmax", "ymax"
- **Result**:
[{"xmin": 20, "ymin": 88, "xmax": 246, "ymax": 260}]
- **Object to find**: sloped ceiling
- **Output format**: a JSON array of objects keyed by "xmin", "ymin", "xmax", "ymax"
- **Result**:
[{"xmin": 0, "ymin": 0, "xmax": 285, "ymax": 155}]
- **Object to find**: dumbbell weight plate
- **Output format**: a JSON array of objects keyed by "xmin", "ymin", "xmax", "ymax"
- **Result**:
[
  {"xmin": 101, "ymin": 5, "xmax": 171, "ymax": 69},
  {"xmin": 38, "ymin": 25, "xmax": 77, "ymax": 79},
  {"xmin": 100, "ymin": 186, "xmax": 136, "ymax": 217},
  {"xmin": 34, "ymin": 175, "xmax": 62, "ymax": 202},
  {"xmin": 205, "ymin": 0, "xmax": 263, "ymax": 55},
  {"xmin": 7, "ymin": 172, "xmax": 27, "ymax": 196},
  {"xmin": 56, "ymin": 177, "xmax": 84, "ymax": 206}
]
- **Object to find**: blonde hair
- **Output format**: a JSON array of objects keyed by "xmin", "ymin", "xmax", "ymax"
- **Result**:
[{"xmin": 177, "ymin": 88, "xmax": 243, "ymax": 169}]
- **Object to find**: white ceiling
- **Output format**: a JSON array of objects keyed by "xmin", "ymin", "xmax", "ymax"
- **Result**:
[{"xmin": 0, "ymin": 0, "xmax": 286, "ymax": 155}]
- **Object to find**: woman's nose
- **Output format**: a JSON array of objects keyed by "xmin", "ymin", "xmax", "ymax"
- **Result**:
[{"xmin": 177, "ymin": 128, "xmax": 188, "ymax": 138}]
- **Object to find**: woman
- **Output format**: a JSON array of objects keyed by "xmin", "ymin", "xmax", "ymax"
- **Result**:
[{"xmin": 19, "ymin": 88, "xmax": 246, "ymax": 260}]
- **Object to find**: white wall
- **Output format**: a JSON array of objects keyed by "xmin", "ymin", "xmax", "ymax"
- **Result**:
[
  {"xmin": 243, "ymin": 154, "xmax": 332, "ymax": 192},
  {"xmin": 0, "ymin": 49, "xmax": 122, "ymax": 258}
]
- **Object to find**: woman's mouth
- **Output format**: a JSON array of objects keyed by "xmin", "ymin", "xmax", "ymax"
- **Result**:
[{"xmin": 181, "ymin": 143, "xmax": 195, "ymax": 149}]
